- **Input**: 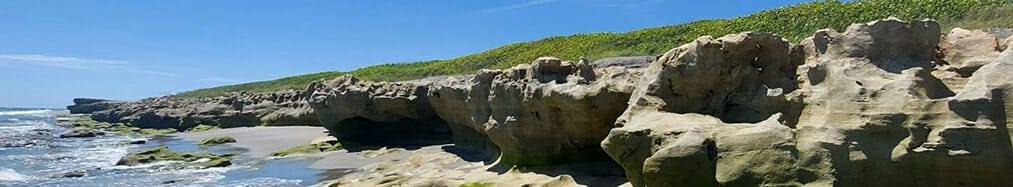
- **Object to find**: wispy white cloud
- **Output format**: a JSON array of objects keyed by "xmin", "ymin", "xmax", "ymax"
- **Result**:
[
  {"xmin": 200, "ymin": 76, "xmax": 239, "ymax": 83},
  {"xmin": 590, "ymin": 0, "xmax": 665, "ymax": 9},
  {"xmin": 0, "ymin": 54, "xmax": 127, "ymax": 69},
  {"xmin": 478, "ymin": 0, "xmax": 561, "ymax": 15},
  {"xmin": 0, "ymin": 54, "xmax": 175, "ymax": 77}
]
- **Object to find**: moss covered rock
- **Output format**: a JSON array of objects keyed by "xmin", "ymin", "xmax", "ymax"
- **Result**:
[
  {"xmin": 198, "ymin": 136, "xmax": 237, "ymax": 146},
  {"xmin": 269, "ymin": 142, "xmax": 343, "ymax": 157},
  {"xmin": 116, "ymin": 146, "xmax": 234, "ymax": 169},
  {"xmin": 187, "ymin": 124, "xmax": 219, "ymax": 132},
  {"xmin": 58, "ymin": 116, "xmax": 178, "ymax": 136},
  {"xmin": 459, "ymin": 182, "xmax": 492, "ymax": 187},
  {"xmin": 136, "ymin": 128, "xmax": 176, "ymax": 135}
]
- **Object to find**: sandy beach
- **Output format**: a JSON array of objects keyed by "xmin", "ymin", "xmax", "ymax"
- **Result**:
[
  {"xmin": 175, "ymin": 126, "xmax": 329, "ymax": 158},
  {"xmin": 173, "ymin": 126, "xmax": 630, "ymax": 186}
]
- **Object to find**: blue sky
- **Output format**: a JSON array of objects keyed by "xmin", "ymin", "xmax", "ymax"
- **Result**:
[{"xmin": 0, "ymin": 0, "xmax": 811, "ymax": 108}]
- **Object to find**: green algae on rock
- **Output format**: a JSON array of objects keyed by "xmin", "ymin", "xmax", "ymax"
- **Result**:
[
  {"xmin": 269, "ymin": 142, "xmax": 343, "ymax": 157},
  {"xmin": 59, "ymin": 116, "xmax": 177, "ymax": 135},
  {"xmin": 459, "ymin": 182, "xmax": 492, "ymax": 187},
  {"xmin": 187, "ymin": 124, "xmax": 220, "ymax": 132},
  {"xmin": 198, "ymin": 136, "xmax": 237, "ymax": 146},
  {"xmin": 116, "ymin": 146, "xmax": 234, "ymax": 169}
]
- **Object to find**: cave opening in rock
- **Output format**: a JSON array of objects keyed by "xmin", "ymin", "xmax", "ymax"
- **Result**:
[{"xmin": 328, "ymin": 117, "xmax": 454, "ymax": 151}]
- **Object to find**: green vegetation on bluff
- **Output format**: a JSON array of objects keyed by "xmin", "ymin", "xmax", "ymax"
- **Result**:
[
  {"xmin": 176, "ymin": 0, "xmax": 1011, "ymax": 98},
  {"xmin": 177, "ymin": 71, "xmax": 346, "ymax": 98}
]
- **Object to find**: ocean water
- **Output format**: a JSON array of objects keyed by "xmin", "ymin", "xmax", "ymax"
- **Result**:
[{"xmin": 0, "ymin": 108, "xmax": 334, "ymax": 187}]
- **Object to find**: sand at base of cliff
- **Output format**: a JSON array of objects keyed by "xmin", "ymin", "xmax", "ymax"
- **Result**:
[
  {"xmin": 175, "ymin": 126, "xmax": 328, "ymax": 158},
  {"xmin": 313, "ymin": 144, "xmax": 631, "ymax": 187}
]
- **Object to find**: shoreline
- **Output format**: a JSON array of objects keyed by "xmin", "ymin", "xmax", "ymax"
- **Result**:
[
  {"xmin": 154, "ymin": 126, "xmax": 355, "ymax": 185},
  {"xmin": 173, "ymin": 126, "xmax": 329, "ymax": 158}
]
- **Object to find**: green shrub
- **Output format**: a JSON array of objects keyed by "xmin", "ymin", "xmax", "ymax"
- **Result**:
[{"xmin": 176, "ymin": 0, "xmax": 1010, "ymax": 98}]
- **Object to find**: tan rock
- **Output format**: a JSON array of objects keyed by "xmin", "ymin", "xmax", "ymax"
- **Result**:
[
  {"xmin": 938, "ymin": 28, "xmax": 1003, "ymax": 76},
  {"xmin": 306, "ymin": 76, "xmax": 453, "ymax": 148},
  {"xmin": 602, "ymin": 30, "xmax": 801, "ymax": 186},
  {"xmin": 429, "ymin": 57, "xmax": 642, "ymax": 166},
  {"xmin": 602, "ymin": 18, "xmax": 1013, "ymax": 187}
]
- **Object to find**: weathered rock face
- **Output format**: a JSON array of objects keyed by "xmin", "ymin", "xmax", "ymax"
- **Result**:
[
  {"xmin": 77, "ymin": 90, "xmax": 320, "ymax": 130},
  {"xmin": 67, "ymin": 98, "xmax": 124, "ymax": 114},
  {"xmin": 603, "ymin": 31, "xmax": 801, "ymax": 186},
  {"xmin": 429, "ymin": 57, "xmax": 641, "ymax": 166},
  {"xmin": 938, "ymin": 28, "xmax": 1004, "ymax": 76},
  {"xmin": 601, "ymin": 18, "xmax": 1013, "ymax": 187},
  {"xmin": 428, "ymin": 73, "xmax": 501, "ymax": 156},
  {"xmin": 792, "ymin": 19, "xmax": 1012, "ymax": 187},
  {"xmin": 932, "ymin": 27, "xmax": 1007, "ymax": 93},
  {"xmin": 307, "ymin": 76, "xmax": 453, "ymax": 147}
]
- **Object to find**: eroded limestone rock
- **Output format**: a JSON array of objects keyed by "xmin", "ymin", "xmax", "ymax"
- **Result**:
[
  {"xmin": 82, "ymin": 90, "xmax": 320, "ymax": 130},
  {"xmin": 793, "ymin": 18, "xmax": 1011, "ymax": 187},
  {"xmin": 67, "ymin": 98, "xmax": 124, "ymax": 114},
  {"xmin": 601, "ymin": 18, "xmax": 1013, "ymax": 187},
  {"xmin": 307, "ymin": 76, "xmax": 453, "ymax": 147},
  {"xmin": 933, "ymin": 27, "xmax": 1006, "ymax": 93},
  {"xmin": 602, "ymin": 31, "xmax": 801, "ymax": 186},
  {"xmin": 428, "ymin": 57, "xmax": 640, "ymax": 166}
]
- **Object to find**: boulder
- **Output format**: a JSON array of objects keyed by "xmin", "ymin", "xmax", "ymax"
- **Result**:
[
  {"xmin": 938, "ymin": 28, "xmax": 1003, "ymax": 76},
  {"xmin": 933, "ymin": 28, "xmax": 1005, "ymax": 93},
  {"xmin": 198, "ymin": 136, "xmax": 237, "ymax": 146},
  {"xmin": 116, "ymin": 146, "xmax": 233, "ymax": 169}
]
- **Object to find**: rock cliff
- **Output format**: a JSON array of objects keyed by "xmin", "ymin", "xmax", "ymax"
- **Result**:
[
  {"xmin": 66, "ymin": 98, "xmax": 124, "ymax": 114},
  {"xmin": 70, "ymin": 90, "xmax": 320, "ymax": 130},
  {"xmin": 306, "ymin": 76, "xmax": 453, "ymax": 148},
  {"xmin": 601, "ymin": 18, "xmax": 1013, "ymax": 186},
  {"xmin": 426, "ymin": 57, "xmax": 642, "ymax": 165}
]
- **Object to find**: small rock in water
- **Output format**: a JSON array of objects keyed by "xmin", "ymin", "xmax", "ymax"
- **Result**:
[
  {"xmin": 61, "ymin": 171, "xmax": 87, "ymax": 178},
  {"xmin": 125, "ymin": 139, "xmax": 147, "ymax": 144},
  {"xmin": 59, "ymin": 129, "xmax": 104, "ymax": 138}
]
